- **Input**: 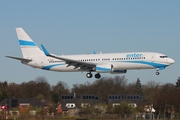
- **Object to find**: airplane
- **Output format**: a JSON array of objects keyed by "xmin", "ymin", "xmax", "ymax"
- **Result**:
[{"xmin": 6, "ymin": 28, "xmax": 175, "ymax": 79}]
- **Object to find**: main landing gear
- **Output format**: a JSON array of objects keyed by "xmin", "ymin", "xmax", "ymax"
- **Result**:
[
  {"xmin": 86, "ymin": 72, "xmax": 101, "ymax": 79},
  {"xmin": 95, "ymin": 73, "xmax": 101, "ymax": 79},
  {"xmin": 86, "ymin": 72, "xmax": 93, "ymax": 78}
]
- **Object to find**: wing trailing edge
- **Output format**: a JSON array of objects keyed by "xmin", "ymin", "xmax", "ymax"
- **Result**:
[{"xmin": 40, "ymin": 44, "xmax": 96, "ymax": 71}]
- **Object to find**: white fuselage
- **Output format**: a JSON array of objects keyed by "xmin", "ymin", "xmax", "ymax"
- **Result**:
[{"xmin": 24, "ymin": 52, "xmax": 174, "ymax": 73}]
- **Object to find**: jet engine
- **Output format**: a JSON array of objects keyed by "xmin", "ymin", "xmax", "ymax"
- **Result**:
[{"xmin": 95, "ymin": 64, "xmax": 127, "ymax": 74}]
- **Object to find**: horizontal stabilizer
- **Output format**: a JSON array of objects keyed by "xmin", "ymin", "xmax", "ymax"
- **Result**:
[{"xmin": 6, "ymin": 56, "xmax": 32, "ymax": 61}]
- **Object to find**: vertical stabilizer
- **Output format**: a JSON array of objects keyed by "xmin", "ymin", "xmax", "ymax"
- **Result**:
[{"xmin": 16, "ymin": 28, "xmax": 45, "ymax": 58}]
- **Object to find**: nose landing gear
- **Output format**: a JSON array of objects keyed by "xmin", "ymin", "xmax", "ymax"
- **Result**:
[
  {"xmin": 156, "ymin": 69, "xmax": 160, "ymax": 75},
  {"xmin": 156, "ymin": 71, "xmax": 160, "ymax": 75}
]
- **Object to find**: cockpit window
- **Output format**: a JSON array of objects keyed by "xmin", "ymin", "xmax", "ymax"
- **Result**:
[{"xmin": 160, "ymin": 56, "xmax": 168, "ymax": 58}]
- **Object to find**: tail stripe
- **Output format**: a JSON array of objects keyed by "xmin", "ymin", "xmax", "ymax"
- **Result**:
[{"xmin": 19, "ymin": 40, "xmax": 36, "ymax": 46}]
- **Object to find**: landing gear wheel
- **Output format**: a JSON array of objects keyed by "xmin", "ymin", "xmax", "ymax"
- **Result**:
[
  {"xmin": 95, "ymin": 73, "xmax": 101, "ymax": 79},
  {"xmin": 156, "ymin": 71, "xmax": 160, "ymax": 75},
  {"xmin": 86, "ymin": 73, "xmax": 93, "ymax": 78}
]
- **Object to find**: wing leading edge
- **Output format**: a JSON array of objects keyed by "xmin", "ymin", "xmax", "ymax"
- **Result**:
[{"xmin": 40, "ymin": 44, "xmax": 96, "ymax": 71}]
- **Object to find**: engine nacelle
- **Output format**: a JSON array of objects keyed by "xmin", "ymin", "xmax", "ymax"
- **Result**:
[
  {"xmin": 96, "ymin": 64, "xmax": 127, "ymax": 74},
  {"xmin": 111, "ymin": 64, "xmax": 127, "ymax": 74},
  {"xmin": 96, "ymin": 64, "xmax": 111, "ymax": 73}
]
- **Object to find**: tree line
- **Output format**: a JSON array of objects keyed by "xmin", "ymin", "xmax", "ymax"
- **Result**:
[{"xmin": 1, "ymin": 76, "xmax": 180, "ymax": 118}]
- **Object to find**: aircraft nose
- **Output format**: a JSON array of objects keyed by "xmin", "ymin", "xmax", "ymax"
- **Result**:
[{"xmin": 169, "ymin": 58, "xmax": 175, "ymax": 64}]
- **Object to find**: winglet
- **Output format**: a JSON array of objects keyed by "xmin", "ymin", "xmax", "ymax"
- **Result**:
[{"xmin": 41, "ymin": 44, "xmax": 51, "ymax": 56}]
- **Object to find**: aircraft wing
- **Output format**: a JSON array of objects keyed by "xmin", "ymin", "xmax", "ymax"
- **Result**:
[
  {"xmin": 41, "ymin": 44, "xmax": 96, "ymax": 71},
  {"xmin": 6, "ymin": 56, "xmax": 32, "ymax": 62}
]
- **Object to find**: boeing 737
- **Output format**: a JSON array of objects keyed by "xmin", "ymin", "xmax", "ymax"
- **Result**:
[{"xmin": 6, "ymin": 28, "xmax": 175, "ymax": 78}]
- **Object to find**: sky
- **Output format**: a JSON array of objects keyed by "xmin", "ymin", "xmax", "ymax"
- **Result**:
[{"xmin": 0, "ymin": 1, "xmax": 179, "ymax": 88}]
